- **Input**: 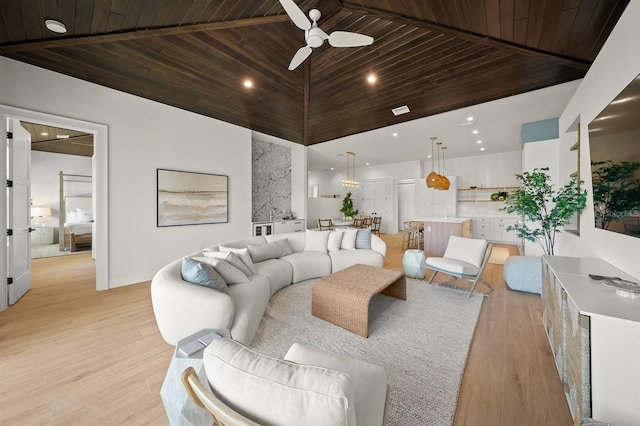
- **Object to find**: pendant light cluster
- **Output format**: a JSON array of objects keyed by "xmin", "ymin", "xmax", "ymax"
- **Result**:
[
  {"xmin": 342, "ymin": 151, "xmax": 359, "ymax": 188},
  {"xmin": 425, "ymin": 137, "xmax": 450, "ymax": 190}
]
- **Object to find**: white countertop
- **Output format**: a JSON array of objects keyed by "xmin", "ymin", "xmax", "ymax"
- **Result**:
[
  {"xmin": 413, "ymin": 217, "xmax": 471, "ymax": 223},
  {"xmin": 543, "ymin": 256, "xmax": 640, "ymax": 323}
]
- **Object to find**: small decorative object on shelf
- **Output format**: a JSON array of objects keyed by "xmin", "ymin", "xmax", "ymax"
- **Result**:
[{"xmin": 590, "ymin": 274, "xmax": 640, "ymax": 299}]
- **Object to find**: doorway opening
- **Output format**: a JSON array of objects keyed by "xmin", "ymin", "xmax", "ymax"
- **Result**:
[{"xmin": 1, "ymin": 105, "xmax": 109, "ymax": 311}]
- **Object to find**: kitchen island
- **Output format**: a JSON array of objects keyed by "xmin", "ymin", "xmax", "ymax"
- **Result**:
[{"xmin": 413, "ymin": 217, "xmax": 472, "ymax": 256}]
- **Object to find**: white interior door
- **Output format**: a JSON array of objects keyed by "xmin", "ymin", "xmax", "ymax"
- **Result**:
[
  {"xmin": 7, "ymin": 118, "xmax": 31, "ymax": 305},
  {"xmin": 397, "ymin": 181, "xmax": 415, "ymax": 229},
  {"xmin": 360, "ymin": 179, "xmax": 389, "ymax": 233}
]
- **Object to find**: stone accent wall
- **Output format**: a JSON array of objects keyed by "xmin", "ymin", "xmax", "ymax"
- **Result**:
[{"xmin": 252, "ymin": 139, "xmax": 291, "ymax": 221}]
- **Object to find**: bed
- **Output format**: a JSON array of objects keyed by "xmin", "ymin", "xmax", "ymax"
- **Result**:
[{"xmin": 59, "ymin": 172, "xmax": 93, "ymax": 252}]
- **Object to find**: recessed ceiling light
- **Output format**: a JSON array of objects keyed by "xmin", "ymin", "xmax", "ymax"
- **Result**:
[
  {"xmin": 427, "ymin": 155, "xmax": 432, "ymax": 158},
  {"xmin": 330, "ymin": 167, "xmax": 334, "ymax": 171},
  {"xmin": 467, "ymin": 116, "xmax": 474, "ymax": 121},
  {"xmin": 367, "ymin": 74, "xmax": 376, "ymax": 84},
  {"xmin": 243, "ymin": 80, "xmax": 253, "ymax": 88},
  {"xmin": 392, "ymin": 132, "xmax": 398, "ymax": 137},
  {"xmin": 45, "ymin": 19, "xmax": 67, "ymax": 34},
  {"xmin": 472, "ymin": 130, "xmax": 478, "ymax": 134},
  {"xmin": 480, "ymin": 147, "xmax": 486, "ymax": 151},
  {"xmin": 366, "ymin": 162, "xmax": 370, "ymax": 166},
  {"xmin": 477, "ymin": 140, "xmax": 482, "ymax": 144},
  {"xmin": 40, "ymin": 132, "xmax": 48, "ymax": 136}
]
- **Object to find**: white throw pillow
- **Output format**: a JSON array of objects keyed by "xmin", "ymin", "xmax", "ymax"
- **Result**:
[
  {"xmin": 193, "ymin": 257, "xmax": 249, "ymax": 284},
  {"xmin": 202, "ymin": 251, "xmax": 253, "ymax": 277},
  {"xmin": 204, "ymin": 339, "xmax": 357, "ymax": 426},
  {"xmin": 340, "ymin": 229, "xmax": 358, "ymax": 250},
  {"xmin": 327, "ymin": 230, "xmax": 344, "ymax": 252},
  {"xmin": 217, "ymin": 246, "xmax": 257, "ymax": 275},
  {"xmin": 304, "ymin": 229, "xmax": 330, "ymax": 253}
]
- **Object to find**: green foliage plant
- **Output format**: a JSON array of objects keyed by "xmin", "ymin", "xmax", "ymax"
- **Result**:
[
  {"xmin": 591, "ymin": 160, "xmax": 640, "ymax": 230},
  {"xmin": 503, "ymin": 167, "xmax": 587, "ymax": 255},
  {"xmin": 340, "ymin": 191, "xmax": 358, "ymax": 218}
]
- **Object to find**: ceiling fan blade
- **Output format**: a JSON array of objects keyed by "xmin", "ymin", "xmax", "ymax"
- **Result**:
[
  {"xmin": 278, "ymin": 0, "xmax": 311, "ymax": 31},
  {"xmin": 328, "ymin": 31, "xmax": 374, "ymax": 48},
  {"xmin": 288, "ymin": 46, "xmax": 313, "ymax": 70}
]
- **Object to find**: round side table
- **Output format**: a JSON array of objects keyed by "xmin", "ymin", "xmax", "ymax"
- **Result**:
[{"xmin": 403, "ymin": 249, "xmax": 427, "ymax": 279}]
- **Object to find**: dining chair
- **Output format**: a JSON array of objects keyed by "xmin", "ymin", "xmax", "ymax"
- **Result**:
[
  {"xmin": 317, "ymin": 218, "xmax": 334, "ymax": 231},
  {"xmin": 371, "ymin": 217, "xmax": 382, "ymax": 236},
  {"xmin": 402, "ymin": 221, "xmax": 422, "ymax": 250},
  {"xmin": 353, "ymin": 218, "xmax": 364, "ymax": 228},
  {"xmin": 362, "ymin": 216, "xmax": 373, "ymax": 228}
]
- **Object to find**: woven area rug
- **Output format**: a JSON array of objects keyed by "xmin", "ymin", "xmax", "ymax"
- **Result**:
[{"xmin": 250, "ymin": 278, "xmax": 484, "ymax": 426}]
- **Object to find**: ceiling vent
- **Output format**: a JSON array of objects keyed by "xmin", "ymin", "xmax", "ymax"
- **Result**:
[{"xmin": 392, "ymin": 105, "xmax": 410, "ymax": 116}]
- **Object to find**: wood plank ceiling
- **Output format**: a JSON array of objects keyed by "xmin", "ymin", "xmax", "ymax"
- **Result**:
[
  {"xmin": 0, "ymin": 1, "xmax": 630, "ymax": 146},
  {"xmin": 21, "ymin": 122, "xmax": 93, "ymax": 157}
]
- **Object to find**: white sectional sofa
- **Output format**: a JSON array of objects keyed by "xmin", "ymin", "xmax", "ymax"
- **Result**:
[{"xmin": 151, "ymin": 230, "xmax": 386, "ymax": 346}]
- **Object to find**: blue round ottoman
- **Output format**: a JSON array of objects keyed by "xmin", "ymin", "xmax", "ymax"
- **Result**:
[{"xmin": 503, "ymin": 256, "xmax": 542, "ymax": 294}]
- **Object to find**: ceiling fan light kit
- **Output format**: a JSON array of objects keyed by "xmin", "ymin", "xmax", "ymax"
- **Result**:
[{"xmin": 279, "ymin": 0, "xmax": 374, "ymax": 70}]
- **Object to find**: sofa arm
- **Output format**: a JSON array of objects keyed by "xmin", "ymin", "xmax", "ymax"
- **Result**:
[
  {"xmin": 371, "ymin": 235, "xmax": 387, "ymax": 258},
  {"xmin": 151, "ymin": 260, "xmax": 235, "ymax": 345}
]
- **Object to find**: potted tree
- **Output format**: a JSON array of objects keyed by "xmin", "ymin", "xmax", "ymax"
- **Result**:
[
  {"xmin": 503, "ymin": 167, "xmax": 587, "ymax": 255},
  {"xmin": 340, "ymin": 191, "xmax": 358, "ymax": 220}
]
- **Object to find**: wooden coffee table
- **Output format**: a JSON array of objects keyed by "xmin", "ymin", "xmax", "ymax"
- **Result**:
[{"xmin": 312, "ymin": 264, "xmax": 406, "ymax": 337}]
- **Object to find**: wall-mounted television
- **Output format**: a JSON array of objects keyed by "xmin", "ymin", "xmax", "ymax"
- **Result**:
[{"xmin": 588, "ymin": 74, "xmax": 640, "ymax": 238}]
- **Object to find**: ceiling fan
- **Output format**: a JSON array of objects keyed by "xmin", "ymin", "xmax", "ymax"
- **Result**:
[{"xmin": 279, "ymin": 0, "xmax": 374, "ymax": 70}]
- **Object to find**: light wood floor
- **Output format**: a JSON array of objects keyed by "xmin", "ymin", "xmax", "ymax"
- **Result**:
[{"xmin": 0, "ymin": 235, "xmax": 572, "ymax": 425}]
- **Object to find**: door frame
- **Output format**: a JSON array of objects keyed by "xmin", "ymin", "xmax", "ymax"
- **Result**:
[
  {"xmin": 1, "ymin": 105, "xmax": 109, "ymax": 311},
  {"xmin": 396, "ymin": 178, "xmax": 416, "ymax": 233}
]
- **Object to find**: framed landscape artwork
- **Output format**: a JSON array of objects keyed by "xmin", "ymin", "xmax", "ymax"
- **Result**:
[{"xmin": 157, "ymin": 169, "xmax": 228, "ymax": 227}]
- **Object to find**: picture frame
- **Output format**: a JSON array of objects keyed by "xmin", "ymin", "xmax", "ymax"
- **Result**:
[{"xmin": 157, "ymin": 168, "xmax": 228, "ymax": 227}]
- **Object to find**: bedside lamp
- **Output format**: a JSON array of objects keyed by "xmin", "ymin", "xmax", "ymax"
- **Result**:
[{"xmin": 31, "ymin": 206, "xmax": 52, "ymax": 227}]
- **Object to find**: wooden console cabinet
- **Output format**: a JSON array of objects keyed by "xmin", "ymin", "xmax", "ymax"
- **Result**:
[{"xmin": 542, "ymin": 256, "xmax": 640, "ymax": 426}]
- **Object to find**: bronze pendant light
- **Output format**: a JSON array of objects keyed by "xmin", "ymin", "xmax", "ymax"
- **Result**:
[{"xmin": 426, "ymin": 137, "xmax": 439, "ymax": 188}]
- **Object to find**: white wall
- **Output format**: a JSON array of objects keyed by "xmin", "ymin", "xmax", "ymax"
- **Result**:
[
  {"xmin": 1, "ymin": 56, "xmax": 254, "ymax": 288},
  {"xmin": 558, "ymin": 0, "xmax": 640, "ymax": 280},
  {"xmin": 31, "ymin": 151, "xmax": 92, "ymax": 229}
]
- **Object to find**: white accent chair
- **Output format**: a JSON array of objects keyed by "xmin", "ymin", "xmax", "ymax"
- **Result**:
[
  {"xmin": 182, "ymin": 338, "xmax": 389, "ymax": 426},
  {"xmin": 425, "ymin": 235, "xmax": 493, "ymax": 298}
]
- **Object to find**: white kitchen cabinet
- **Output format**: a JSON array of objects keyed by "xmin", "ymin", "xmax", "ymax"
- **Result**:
[
  {"xmin": 472, "ymin": 217, "xmax": 490, "ymax": 239},
  {"xmin": 489, "ymin": 218, "xmax": 518, "ymax": 242},
  {"xmin": 30, "ymin": 227, "xmax": 54, "ymax": 245},
  {"xmin": 417, "ymin": 176, "xmax": 458, "ymax": 218},
  {"xmin": 273, "ymin": 219, "xmax": 305, "ymax": 234}
]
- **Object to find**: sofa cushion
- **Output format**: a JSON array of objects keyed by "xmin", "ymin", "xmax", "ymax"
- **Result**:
[
  {"xmin": 226, "ymin": 275, "xmax": 271, "ymax": 345},
  {"xmin": 180, "ymin": 258, "xmax": 228, "ymax": 293},
  {"xmin": 285, "ymin": 342, "xmax": 388, "ymax": 426},
  {"xmin": 355, "ymin": 228, "xmax": 372, "ymax": 249},
  {"xmin": 254, "ymin": 258, "xmax": 294, "ymax": 297},
  {"xmin": 213, "ymin": 247, "xmax": 257, "ymax": 275},
  {"xmin": 281, "ymin": 252, "xmax": 332, "ymax": 284},
  {"xmin": 426, "ymin": 257, "xmax": 479, "ymax": 276},
  {"xmin": 247, "ymin": 240, "xmax": 293, "ymax": 263},
  {"xmin": 266, "ymin": 232, "xmax": 306, "ymax": 253},
  {"xmin": 328, "ymin": 230, "xmax": 344, "ymax": 252},
  {"xmin": 204, "ymin": 339, "xmax": 357, "ymax": 426},
  {"xmin": 340, "ymin": 229, "xmax": 358, "ymax": 250},
  {"xmin": 193, "ymin": 257, "xmax": 249, "ymax": 284},
  {"xmin": 202, "ymin": 251, "xmax": 253, "ymax": 277},
  {"xmin": 330, "ymin": 249, "xmax": 385, "ymax": 273},
  {"xmin": 304, "ymin": 229, "xmax": 330, "ymax": 253}
]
